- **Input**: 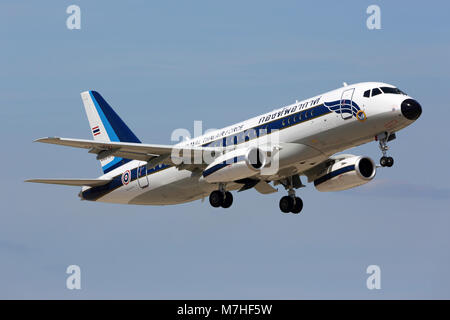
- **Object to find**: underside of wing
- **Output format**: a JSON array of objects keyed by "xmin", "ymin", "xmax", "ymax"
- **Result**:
[
  {"xmin": 254, "ymin": 180, "xmax": 278, "ymax": 194},
  {"xmin": 25, "ymin": 178, "xmax": 112, "ymax": 187},
  {"xmin": 236, "ymin": 178, "xmax": 278, "ymax": 194}
]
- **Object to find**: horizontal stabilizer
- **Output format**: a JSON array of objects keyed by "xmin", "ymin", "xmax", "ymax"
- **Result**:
[{"xmin": 25, "ymin": 178, "xmax": 111, "ymax": 187}]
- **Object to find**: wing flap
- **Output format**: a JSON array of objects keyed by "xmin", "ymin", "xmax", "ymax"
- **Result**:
[
  {"xmin": 254, "ymin": 180, "xmax": 278, "ymax": 194},
  {"xmin": 25, "ymin": 178, "xmax": 111, "ymax": 187}
]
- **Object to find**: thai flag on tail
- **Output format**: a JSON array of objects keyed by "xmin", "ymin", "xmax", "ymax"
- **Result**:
[{"xmin": 92, "ymin": 126, "xmax": 101, "ymax": 136}]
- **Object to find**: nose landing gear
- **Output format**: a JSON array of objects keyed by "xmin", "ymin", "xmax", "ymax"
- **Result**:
[
  {"xmin": 380, "ymin": 156, "xmax": 394, "ymax": 167},
  {"xmin": 377, "ymin": 132, "xmax": 395, "ymax": 167}
]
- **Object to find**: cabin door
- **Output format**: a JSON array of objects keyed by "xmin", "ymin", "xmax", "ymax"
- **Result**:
[
  {"xmin": 340, "ymin": 88, "xmax": 355, "ymax": 120},
  {"xmin": 137, "ymin": 162, "xmax": 149, "ymax": 188}
]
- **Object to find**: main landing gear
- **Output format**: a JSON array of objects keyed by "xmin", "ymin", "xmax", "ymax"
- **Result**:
[
  {"xmin": 279, "ymin": 193, "xmax": 303, "ymax": 214},
  {"xmin": 279, "ymin": 175, "xmax": 304, "ymax": 214},
  {"xmin": 377, "ymin": 132, "xmax": 395, "ymax": 167},
  {"xmin": 209, "ymin": 184, "xmax": 233, "ymax": 209}
]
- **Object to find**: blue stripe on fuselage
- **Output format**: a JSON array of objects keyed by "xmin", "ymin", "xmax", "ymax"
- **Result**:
[
  {"xmin": 202, "ymin": 104, "xmax": 330, "ymax": 148},
  {"xmin": 82, "ymin": 163, "xmax": 170, "ymax": 201}
]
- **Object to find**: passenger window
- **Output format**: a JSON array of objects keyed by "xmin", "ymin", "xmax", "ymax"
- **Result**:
[
  {"xmin": 363, "ymin": 90, "xmax": 370, "ymax": 97},
  {"xmin": 372, "ymin": 88, "xmax": 382, "ymax": 96}
]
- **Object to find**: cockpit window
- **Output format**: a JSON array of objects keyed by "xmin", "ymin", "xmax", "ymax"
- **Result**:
[
  {"xmin": 372, "ymin": 88, "xmax": 382, "ymax": 96},
  {"xmin": 380, "ymin": 87, "xmax": 406, "ymax": 95},
  {"xmin": 363, "ymin": 90, "xmax": 370, "ymax": 97}
]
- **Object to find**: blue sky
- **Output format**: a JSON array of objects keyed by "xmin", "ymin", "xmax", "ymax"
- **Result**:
[{"xmin": 1, "ymin": 1, "xmax": 449, "ymax": 298}]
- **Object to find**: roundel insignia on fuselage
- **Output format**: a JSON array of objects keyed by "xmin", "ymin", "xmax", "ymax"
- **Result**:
[
  {"xmin": 121, "ymin": 170, "xmax": 131, "ymax": 185},
  {"xmin": 356, "ymin": 110, "xmax": 367, "ymax": 122}
]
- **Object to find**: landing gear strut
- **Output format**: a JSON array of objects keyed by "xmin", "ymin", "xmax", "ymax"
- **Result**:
[
  {"xmin": 377, "ymin": 132, "xmax": 394, "ymax": 167},
  {"xmin": 279, "ymin": 176, "xmax": 303, "ymax": 214},
  {"xmin": 209, "ymin": 184, "xmax": 233, "ymax": 209}
]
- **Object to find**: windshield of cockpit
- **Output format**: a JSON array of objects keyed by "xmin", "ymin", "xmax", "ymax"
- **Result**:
[{"xmin": 363, "ymin": 87, "xmax": 407, "ymax": 98}]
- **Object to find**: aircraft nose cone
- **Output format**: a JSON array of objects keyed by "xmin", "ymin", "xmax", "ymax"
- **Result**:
[{"xmin": 401, "ymin": 99, "xmax": 422, "ymax": 120}]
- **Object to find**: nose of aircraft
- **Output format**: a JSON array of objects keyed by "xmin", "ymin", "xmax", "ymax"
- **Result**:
[{"xmin": 401, "ymin": 99, "xmax": 422, "ymax": 120}]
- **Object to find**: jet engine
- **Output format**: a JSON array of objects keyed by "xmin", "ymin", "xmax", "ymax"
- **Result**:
[
  {"xmin": 314, "ymin": 155, "xmax": 376, "ymax": 192},
  {"xmin": 203, "ymin": 147, "xmax": 266, "ymax": 183}
]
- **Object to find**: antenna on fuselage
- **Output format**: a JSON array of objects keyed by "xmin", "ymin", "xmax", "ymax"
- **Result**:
[{"xmin": 343, "ymin": 82, "xmax": 348, "ymax": 87}]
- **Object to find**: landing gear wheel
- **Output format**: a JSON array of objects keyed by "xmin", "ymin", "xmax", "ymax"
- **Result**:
[
  {"xmin": 221, "ymin": 191, "xmax": 233, "ymax": 208},
  {"xmin": 291, "ymin": 197, "xmax": 303, "ymax": 214},
  {"xmin": 279, "ymin": 196, "xmax": 294, "ymax": 213},
  {"xmin": 380, "ymin": 156, "xmax": 394, "ymax": 167},
  {"xmin": 209, "ymin": 190, "xmax": 224, "ymax": 208},
  {"xmin": 386, "ymin": 156, "xmax": 394, "ymax": 167}
]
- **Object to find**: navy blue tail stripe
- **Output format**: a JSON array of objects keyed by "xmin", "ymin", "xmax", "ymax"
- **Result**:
[
  {"xmin": 89, "ymin": 91, "xmax": 141, "ymax": 174},
  {"xmin": 91, "ymin": 91, "xmax": 141, "ymax": 144}
]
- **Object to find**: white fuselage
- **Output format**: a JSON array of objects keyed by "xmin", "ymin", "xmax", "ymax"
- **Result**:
[{"xmin": 86, "ymin": 82, "xmax": 418, "ymax": 205}]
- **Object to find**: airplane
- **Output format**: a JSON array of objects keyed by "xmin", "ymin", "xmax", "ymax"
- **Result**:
[{"xmin": 26, "ymin": 82, "xmax": 422, "ymax": 214}]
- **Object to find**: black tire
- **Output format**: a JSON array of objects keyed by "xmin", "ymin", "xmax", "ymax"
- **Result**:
[
  {"xmin": 279, "ymin": 196, "xmax": 293, "ymax": 213},
  {"xmin": 209, "ymin": 190, "xmax": 224, "ymax": 208},
  {"xmin": 380, "ymin": 156, "xmax": 388, "ymax": 167},
  {"xmin": 291, "ymin": 197, "xmax": 303, "ymax": 214},
  {"xmin": 386, "ymin": 156, "xmax": 394, "ymax": 167},
  {"xmin": 221, "ymin": 191, "xmax": 233, "ymax": 208}
]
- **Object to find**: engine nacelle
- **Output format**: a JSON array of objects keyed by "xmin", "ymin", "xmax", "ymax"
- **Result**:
[
  {"xmin": 202, "ymin": 147, "xmax": 266, "ymax": 183},
  {"xmin": 314, "ymin": 156, "xmax": 376, "ymax": 192}
]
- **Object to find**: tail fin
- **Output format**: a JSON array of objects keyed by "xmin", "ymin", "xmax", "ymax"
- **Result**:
[{"xmin": 81, "ymin": 91, "xmax": 141, "ymax": 174}]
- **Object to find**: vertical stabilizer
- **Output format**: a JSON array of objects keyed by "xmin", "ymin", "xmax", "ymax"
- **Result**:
[{"xmin": 80, "ymin": 91, "xmax": 141, "ymax": 173}]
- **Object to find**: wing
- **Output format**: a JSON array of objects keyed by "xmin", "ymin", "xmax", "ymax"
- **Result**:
[
  {"xmin": 35, "ymin": 137, "xmax": 221, "ymax": 169},
  {"xmin": 25, "ymin": 178, "xmax": 111, "ymax": 187}
]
